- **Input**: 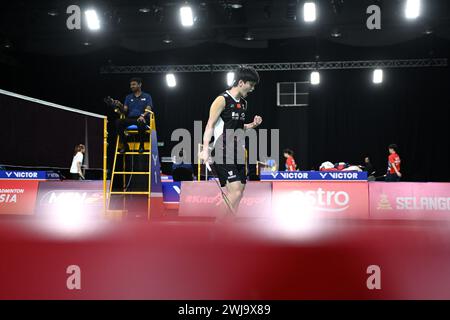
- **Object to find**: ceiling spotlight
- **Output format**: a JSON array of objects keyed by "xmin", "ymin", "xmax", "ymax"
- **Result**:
[
  {"xmin": 303, "ymin": 2, "xmax": 316, "ymax": 23},
  {"xmin": 331, "ymin": 30, "xmax": 341, "ymax": 38},
  {"xmin": 227, "ymin": 72, "xmax": 235, "ymax": 86},
  {"xmin": 424, "ymin": 28, "xmax": 433, "ymax": 35},
  {"xmin": 310, "ymin": 71, "xmax": 320, "ymax": 85},
  {"xmin": 223, "ymin": 1, "xmax": 243, "ymax": 9},
  {"xmin": 373, "ymin": 69, "xmax": 383, "ymax": 84},
  {"xmin": 85, "ymin": 9, "xmax": 101, "ymax": 31},
  {"xmin": 163, "ymin": 35, "xmax": 173, "ymax": 44},
  {"xmin": 244, "ymin": 32, "xmax": 254, "ymax": 41},
  {"xmin": 3, "ymin": 39, "xmax": 12, "ymax": 49},
  {"xmin": 48, "ymin": 10, "xmax": 58, "ymax": 16},
  {"xmin": 180, "ymin": 6, "xmax": 194, "ymax": 27},
  {"xmin": 405, "ymin": 0, "xmax": 421, "ymax": 19},
  {"xmin": 230, "ymin": 2, "xmax": 243, "ymax": 9},
  {"xmin": 83, "ymin": 42, "xmax": 91, "ymax": 46},
  {"xmin": 139, "ymin": 8, "xmax": 151, "ymax": 13},
  {"xmin": 166, "ymin": 73, "xmax": 177, "ymax": 87}
]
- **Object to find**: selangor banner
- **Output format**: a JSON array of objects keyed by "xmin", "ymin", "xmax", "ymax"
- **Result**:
[
  {"xmin": 369, "ymin": 182, "xmax": 450, "ymax": 220},
  {"xmin": 272, "ymin": 182, "xmax": 369, "ymax": 219},
  {"xmin": 0, "ymin": 180, "xmax": 39, "ymax": 215},
  {"xmin": 179, "ymin": 181, "xmax": 272, "ymax": 217}
]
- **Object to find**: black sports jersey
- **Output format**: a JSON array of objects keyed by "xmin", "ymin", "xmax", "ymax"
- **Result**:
[
  {"xmin": 212, "ymin": 90, "xmax": 247, "ymax": 165},
  {"xmin": 213, "ymin": 90, "xmax": 247, "ymax": 145}
]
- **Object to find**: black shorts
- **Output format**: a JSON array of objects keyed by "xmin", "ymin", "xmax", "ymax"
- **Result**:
[
  {"xmin": 385, "ymin": 173, "xmax": 401, "ymax": 182},
  {"xmin": 212, "ymin": 163, "xmax": 247, "ymax": 187},
  {"xmin": 71, "ymin": 173, "xmax": 82, "ymax": 180}
]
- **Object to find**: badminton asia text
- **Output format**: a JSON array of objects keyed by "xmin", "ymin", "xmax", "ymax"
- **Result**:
[{"xmin": 178, "ymin": 304, "xmax": 271, "ymax": 318}]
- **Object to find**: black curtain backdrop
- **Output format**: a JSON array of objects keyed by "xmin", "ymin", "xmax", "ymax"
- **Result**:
[
  {"xmin": 0, "ymin": 93, "xmax": 104, "ymax": 169},
  {"xmin": 308, "ymin": 67, "xmax": 450, "ymax": 181},
  {"xmin": 97, "ymin": 71, "xmax": 308, "ymax": 176},
  {"xmin": 1, "ymin": 38, "xmax": 449, "ymax": 181}
]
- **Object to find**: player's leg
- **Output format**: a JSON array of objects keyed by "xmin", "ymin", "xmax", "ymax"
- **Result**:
[
  {"xmin": 219, "ymin": 162, "xmax": 247, "ymax": 213},
  {"xmin": 225, "ymin": 180, "xmax": 245, "ymax": 212},
  {"xmin": 212, "ymin": 163, "xmax": 235, "ymax": 215}
]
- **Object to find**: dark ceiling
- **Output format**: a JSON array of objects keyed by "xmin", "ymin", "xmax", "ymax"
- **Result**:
[{"xmin": 0, "ymin": 0, "xmax": 450, "ymax": 57}]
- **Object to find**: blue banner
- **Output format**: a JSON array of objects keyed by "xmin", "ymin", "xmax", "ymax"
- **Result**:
[
  {"xmin": 45, "ymin": 171, "xmax": 63, "ymax": 180},
  {"xmin": 161, "ymin": 176, "xmax": 181, "ymax": 203},
  {"xmin": 0, "ymin": 171, "xmax": 48, "ymax": 180},
  {"xmin": 260, "ymin": 171, "xmax": 367, "ymax": 181},
  {"xmin": 150, "ymin": 129, "xmax": 162, "ymax": 193}
]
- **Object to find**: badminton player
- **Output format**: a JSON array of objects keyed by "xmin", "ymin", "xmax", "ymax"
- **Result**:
[
  {"xmin": 199, "ymin": 66, "xmax": 262, "ymax": 217},
  {"xmin": 283, "ymin": 148, "xmax": 298, "ymax": 171}
]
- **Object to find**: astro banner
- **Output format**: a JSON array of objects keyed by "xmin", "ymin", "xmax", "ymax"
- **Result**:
[
  {"xmin": 0, "ymin": 180, "xmax": 39, "ymax": 215},
  {"xmin": 369, "ymin": 182, "xmax": 450, "ymax": 220},
  {"xmin": 271, "ymin": 182, "xmax": 369, "ymax": 219},
  {"xmin": 179, "ymin": 181, "xmax": 272, "ymax": 217}
]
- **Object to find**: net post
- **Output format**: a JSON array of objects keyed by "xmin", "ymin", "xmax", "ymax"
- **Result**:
[
  {"xmin": 103, "ymin": 118, "xmax": 108, "ymax": 216},
  {"xmin": 197, "ymin": 143, "xmax": 201, "ymax": 181}
]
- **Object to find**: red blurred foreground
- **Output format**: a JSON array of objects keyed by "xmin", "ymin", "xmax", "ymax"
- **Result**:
[{"xmin": 1, "ymin": 214, "xmax": 450, "ymax": 299}]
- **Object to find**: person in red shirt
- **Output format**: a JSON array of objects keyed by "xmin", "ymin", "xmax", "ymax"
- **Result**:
[
  {"xmin": 385, "ymin": 144, "xmax": 401, "ymax": 182},
  {"xmin": 283, "ymin": 149, "xmax": 298, "ymax": 171}
]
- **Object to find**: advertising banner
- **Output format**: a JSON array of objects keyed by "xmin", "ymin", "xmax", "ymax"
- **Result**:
[
  {"xmin": 261, "ymin": 171, "xmax": 367, "ymax": 181},
  {"xmin": 272, "ymin": 182, "xmax": 369, "ymax": 219},
  {"xmin": 369, "ymin": 182, "xmax": 450, "ymax": 220},
  {"xmin": 35, "ymin": 181, "xmax": 104, "ymax": 215},
  {"xmin": 0, "ymin": 180, "xmax": 39, "ymax": 215},
  {"xmin": 179, "ymin": 181, "xmax": 272, "ymax": 217}
]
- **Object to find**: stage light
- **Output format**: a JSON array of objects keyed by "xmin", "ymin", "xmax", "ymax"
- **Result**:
[
  {"xmin": 424, "ymin": 28, "xmax": 433, "ymax": 35},
  {"xmin": 310, "ymin": 71, "xmax": 320, "ymax": 85},
  {"xmin": 47, "ymin": 10, "xmax": 58, "ymax": 17},
  {"xmin": 230, "ymin": 2, "xmax": 243, "ymax": 9},
  {"xmin": 166, "ymin": 73, "xmax": 177, "ymax": 87},
  {"xmin": 3, "ymin": 40, "xmax": 12, "ymax": 49},
  {"xmin": 243, "ymin": 31, "xmax": 254, "ymax": 41},
  {"xmin": 85, "ymin": 9, "xmax": 100, "ymax": 30},
  {"xmin": 227, "ymin": 72, "xmax": 235, "ymax": 86},
  {"xmin": 303, "ymin": 2, "xmax": 316, "ymax": 22},
  {"xmin": 331, "ymin": 28, "xmax": 341, "ymax": 38},
  {"xmin": 180, "ymin": 6, "xmax": 194, "ymax": 27},
  {"xmin": 373, "ymin": 69, "xmax": 383, "ymax": 84},
  {"xmin": 163, "ymin": 35, "xmax": 173, "ymax": 44},
  {"xmin": 405, "ymin": 0, "xmax": 420, "ymax": 19}
]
